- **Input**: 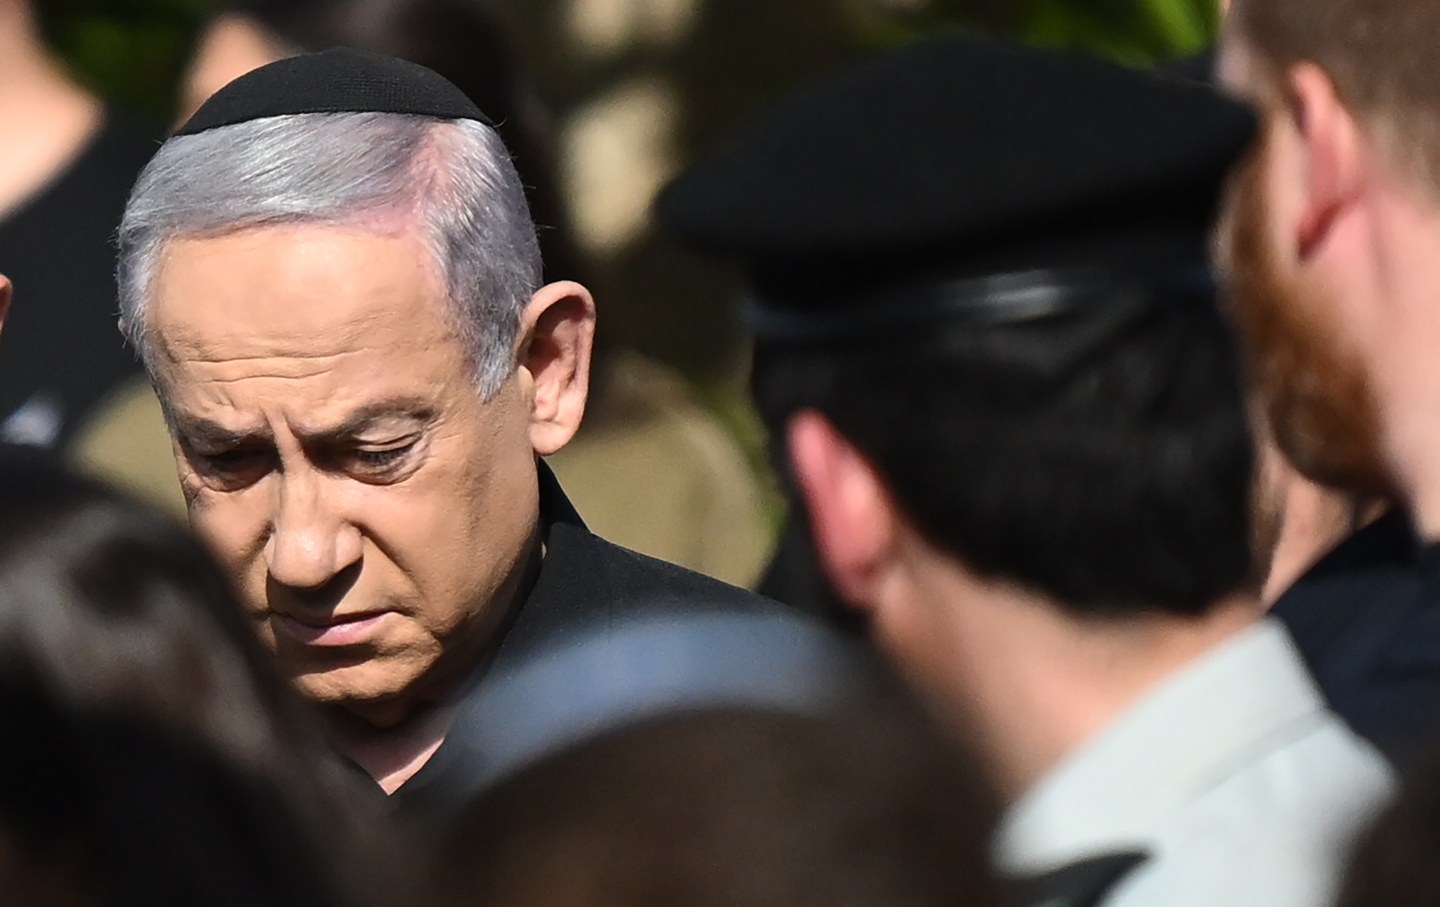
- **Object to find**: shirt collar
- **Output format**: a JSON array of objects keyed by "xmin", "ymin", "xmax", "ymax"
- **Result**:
[
  {"xmin": 537, "ymin": 458, "xmax": 586, "ymax": 532},
  {"xmin": 995, "ymin": 619, "xmax": 1329, "ymax": 874},
  {"xmin": 1418, "ymin": 538, "xmax": 1440, "ymax": 596}
]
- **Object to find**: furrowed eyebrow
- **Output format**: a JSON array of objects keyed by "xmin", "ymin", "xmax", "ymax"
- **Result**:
[
  {"xmin": 293, "ymin": 399, "xmax": 437, "ymax": 443},
  {"xmin": 172, "ymin": 416, "xmax": 269, "ymax": 449}
]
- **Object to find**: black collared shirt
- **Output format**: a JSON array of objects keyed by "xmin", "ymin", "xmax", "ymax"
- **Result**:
[{"xmin": 392, "ymin": 463, "xmax": 806, "ymax": 808}]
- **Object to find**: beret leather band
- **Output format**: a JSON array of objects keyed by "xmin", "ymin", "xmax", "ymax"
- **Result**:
[{"xmin": 746, "ymin": 264, "xmax": 1217, "ymax": 343}]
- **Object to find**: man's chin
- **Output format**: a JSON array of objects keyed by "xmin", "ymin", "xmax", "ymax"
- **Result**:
[
  {"xmin": 1272, "ymin": 399, "xmax": 1392, "ymax": 498},
  {"xmin": 288, "ymin": 664, "xmax": 426, "ymax": 725}
]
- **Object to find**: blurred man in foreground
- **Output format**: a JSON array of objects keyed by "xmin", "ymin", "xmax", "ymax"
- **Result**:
[
  {"xmin": 428, "ymin": 707, "xmax": 1002, "ymax": 907},
  {"xmin": 661, "ymin": 37, "xmax": 1393, "ymax": 907},
  {"xmin": 115, "ymin": 50, "xmax": 777, "ymax": 800},
  {"xmin": 1218, "ymin": 0, "xmax": 1440, "ymax": 763}
]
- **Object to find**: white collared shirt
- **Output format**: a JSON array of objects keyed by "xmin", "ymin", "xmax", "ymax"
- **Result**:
[{"xmin": 996, "ymin": 620, "xmax": 1396, "ymax": 907}]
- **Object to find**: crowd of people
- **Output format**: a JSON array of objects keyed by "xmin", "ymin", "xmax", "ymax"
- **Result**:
[{"xmin": 2, "ymin": 0, "xmax": 1440, "ymax": 904}]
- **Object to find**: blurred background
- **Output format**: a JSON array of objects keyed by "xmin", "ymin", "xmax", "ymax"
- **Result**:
[{"xmin": 37, "ymin": 0, "xmax": 1219, "ymax": 526}]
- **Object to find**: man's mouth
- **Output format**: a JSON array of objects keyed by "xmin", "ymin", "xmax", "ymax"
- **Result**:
[{"xmin": 270, "ymin": 610, "xmax": 392, "ymax": 647}]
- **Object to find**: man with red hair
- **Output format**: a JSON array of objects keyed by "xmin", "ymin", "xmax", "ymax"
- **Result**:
[{"xmin": 1218, "ymin": 0, "xmax": 1440, "ymax": 762}]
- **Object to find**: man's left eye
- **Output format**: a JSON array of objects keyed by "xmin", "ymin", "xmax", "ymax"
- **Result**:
[{"xmin": 351, "ymin": 442, "xmax": 417, "ymax": 470}]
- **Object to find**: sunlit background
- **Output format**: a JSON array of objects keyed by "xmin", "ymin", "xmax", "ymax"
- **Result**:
[{"xmin": 40, "ymin": 0, "xmax": 1220, "ymax": 482}]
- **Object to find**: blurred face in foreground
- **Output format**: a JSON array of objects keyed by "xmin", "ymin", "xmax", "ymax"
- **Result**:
[
  {"xmin": 0, "ymin": 274, "xmax": 10, "ymax": 337},
  {"xmin": 146, "ymin": 223, "xmax": 591, "ymax": 726}
]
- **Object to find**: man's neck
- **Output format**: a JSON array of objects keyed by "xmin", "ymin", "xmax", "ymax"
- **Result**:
[
  {"xmin": 0, "ymin": 7, "xmax": 102, "ymax": 217},
  {"xmin": 918, "ymin": 568, "xmax": 1264, "ymax": 802},
  {"xmin": 1402, "ymin": 409, "xmax": 1440, "ymax": 542},
  {"xmin": 1260, "ymin": 464, "xmax": 1363, "ymax": 604},
  {"xmin": 324, "ymin": 699, "xmax": 460, "ymax": 795},
  {"xmin": 1362, "ymin": 192, "xmax": 1440, "ymax": 543}
]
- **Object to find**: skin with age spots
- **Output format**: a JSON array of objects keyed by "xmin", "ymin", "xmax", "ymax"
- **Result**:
[{"xmin": 148, "ymin": 225, "xmax": 549, "ymax": 761}]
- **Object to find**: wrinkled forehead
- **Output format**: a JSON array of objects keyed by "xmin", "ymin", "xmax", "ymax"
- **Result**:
[{"xmin": 147, "ymin": 221, "xmax": 456, "ymax": 368}]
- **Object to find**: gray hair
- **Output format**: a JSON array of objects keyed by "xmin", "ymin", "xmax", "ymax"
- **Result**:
[{"xmin": 117, "ymin": 112, "xmax": 542, "ymax": 397}]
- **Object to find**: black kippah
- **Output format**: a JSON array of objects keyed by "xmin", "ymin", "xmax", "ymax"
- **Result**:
[{"xmin": 177, "ymin": 47, "xmax": 492, "ymax": 136}]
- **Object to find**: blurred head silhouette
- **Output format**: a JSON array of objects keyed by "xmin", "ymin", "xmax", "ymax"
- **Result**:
[
  {"xmin": 426, "ymin": 706, "xmax": 1002, "ymax": 907},
  {"xmin": 0, "ymin": 684, "xmax": 362, "ymax": 906},
  {"xmin": 0, "ymin": 461, "xmax": 322, "ymax": 774},
  {"xmin": 0, "ymin": 461, "xmax": 390, "ymax": 905}
]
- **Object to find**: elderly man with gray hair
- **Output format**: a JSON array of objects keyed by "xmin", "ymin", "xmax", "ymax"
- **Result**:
[{"xmin": 114, "ymin": 49, "xmax": 789, "ymax": 800}]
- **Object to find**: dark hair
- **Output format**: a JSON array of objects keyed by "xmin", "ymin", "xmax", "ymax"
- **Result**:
[
  {"xmin": 752, "ymin": 296, "xmax": 1257, "ymax": 618},
  {"xmin": 0, "ymin": 461, "xmax": 315, "ymax": 772},
  {"xmin": 0, "ymin": 678, "xmax": 353, "ymax": 907},
  {"xmin": 425, "ymin": 706, "xmax": 1003, "ymax": 907},
  {"xmin": 0, "ymin": 459, "xmax": 392, "ymax": 905}
]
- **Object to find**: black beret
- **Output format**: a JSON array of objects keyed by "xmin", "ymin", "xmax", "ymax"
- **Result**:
[
  {"xmin": 177, "ymin": 47, "xmax": 492, "ymax": 137},
  {"xmin": 657, "ymin": 36, "xmax": 1257, "ymax": 340}
]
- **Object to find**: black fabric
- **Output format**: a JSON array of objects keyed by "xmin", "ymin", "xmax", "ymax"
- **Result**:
[
  {"xmin": 1008, "ymin": 852, "xmax": 1149, "ymax": 907},
  {"xmin": 392, "ymin": 463, "xmax": 867, "ymax": 810},
  {"xmin": 0, "ymin": 112, "xmax": 156, "ymax": 450},
  {"xmin": 401, "ymin": 613, "xmax": 871, "ymax": 813},
  {"xmin": 757, "ymin": 514, "xmax": 865, "ymax": 635},
  {"xmin": 748, "ymin": 263, "xmax": 1217, "ymax": 341},
  {"xmin": 657, "ymin": 34, "xmax": 1256, "ymax": 328},
  {"xmin": 1160, "ymin": 48, "xmax": 1217, "ymax": 84},
  {"xmin": 1271, "ymin": 510, "xmax": 1440, "ymax": 766},
  {"xmin": 177, "ymin": 47, "xmax": 492, "ymax": 136}
]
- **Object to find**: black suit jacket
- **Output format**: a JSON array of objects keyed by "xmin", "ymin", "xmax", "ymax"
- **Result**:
[
  {"xmin": 395, "ymin": 463, "xmax": 872, "ymax": 810},
  {"xmin": 1273, "ymin": 509, "xmax": 1440, "ymax": 766}
]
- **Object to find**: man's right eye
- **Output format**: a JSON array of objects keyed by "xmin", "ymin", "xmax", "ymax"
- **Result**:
[{"xmin": 188, "ymin": 446, "xmax": 273, "ymax": 488}]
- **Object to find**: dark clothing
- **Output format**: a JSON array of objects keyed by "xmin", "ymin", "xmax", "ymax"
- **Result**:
[
  {"xmin": 395, "ymin": 464, "xmax": 872, "ymax": 810},
  {"xmin": 1011, "ymin": 853, "xmax": 1149, "ymax": 907},
  {"xmin": 757, "ymin": 514, "xmax": 868, "ymax": 635},
  {"xmin": 0, "ymin": 113, "xmax": 156, "ymax": 450},
  {"xmin": 1272, "ymin": 509, "xmax": 1440, "ymax": 765}
]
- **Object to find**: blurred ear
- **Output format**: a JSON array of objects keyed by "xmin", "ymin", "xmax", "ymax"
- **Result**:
[
  {"xmin": 1286, "ymin": 62, "xmax": 1366, "ymax": 259},
  {"xmin": 518, "ymin": 280, "xmax": 595, "ymax": 456},
  {"xmin": 0, "ymin": 275, "xmax": 11, "ymax": 339},
  {"xmin": 787, "ymin": 410, "xmax": 901, "ymax": 611}
]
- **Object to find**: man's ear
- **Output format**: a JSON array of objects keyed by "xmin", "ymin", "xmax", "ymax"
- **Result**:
[
  {"xmin": 0, "ymin": 275, "xmax": 11, "ymax": 339},
  {"xmin": 787, "ymin": 410, "xmax": 901, "ymax": 611},
  {"xmin": 518, "ymin": 280, "xmax": 596, "ymax": 456},
  {"xmin": 1286, "ymin": 62, "xmax": 1366, "ymax": 259}
]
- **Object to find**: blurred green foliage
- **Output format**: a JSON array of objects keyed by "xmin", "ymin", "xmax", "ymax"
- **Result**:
[
  {"xmin": 49, "ymin": 0, "xmax": 1218, "ymax": 119},
  {"xmin": 37, "ymin": 0, "xmax": 1219, "ymax": 521},
  {"xmin": 856, "ymin": 0, "xmax": 1218, "ymax": 64},
  {"xmin": 41, "ymin": 0, "xmax": 215, "ymax": 119}
]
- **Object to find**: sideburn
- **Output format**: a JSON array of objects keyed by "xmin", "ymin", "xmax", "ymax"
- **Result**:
[{"xmin": 1221, "ymin": 154, "xmax": 1393, "ymax": 498}]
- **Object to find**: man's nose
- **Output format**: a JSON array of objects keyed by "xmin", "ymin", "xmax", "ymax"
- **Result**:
[{"xmin": 265, "ymin": 470, "xmax": 363, "ymax": 591}]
